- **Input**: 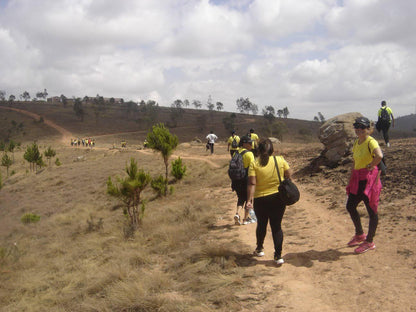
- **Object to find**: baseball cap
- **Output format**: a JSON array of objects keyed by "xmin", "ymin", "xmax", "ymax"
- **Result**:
[
  {"xmin": 353, "ymin": 117, "xmax": 370, "ymax": 128},
  {"xmin": 240, "ymin": 135, "xmax": 252, "ymax": 144}
]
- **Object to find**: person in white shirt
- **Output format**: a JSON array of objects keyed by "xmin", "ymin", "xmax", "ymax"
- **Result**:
[{"xmin": 206, "ymin": 130, "xmax": 218, "ymax": 154}]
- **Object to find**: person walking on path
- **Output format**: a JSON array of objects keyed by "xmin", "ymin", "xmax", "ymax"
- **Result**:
[
  {"xmin": 232, "ymin": 135, "xmax": 255, "ymax": 225},
  {"xmin": 346, "ymin": 117, "xmax": 383, "ymax": 254},
  {"xmin": 227, "ymin": 130, "xmax": 240, "ymax": 157},
  {"xmin": 249, "ymin": 128, "xmax": 259, "ymax": 156},
  {"xmin": 376, "ymin": 100, "xmax": 394, "ymax": 147},
  {"xmin": 206, "ymin": 130, "xmax": 218, "ymax": 155},
  {"xmin": 246, "ymin": 138, "xmax": 293, "ymax": 265}
]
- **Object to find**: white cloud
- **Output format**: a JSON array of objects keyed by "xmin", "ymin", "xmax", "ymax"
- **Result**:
[{"xmin": 0, "ymin": 0, "xmax": 415, "ymax": 120}]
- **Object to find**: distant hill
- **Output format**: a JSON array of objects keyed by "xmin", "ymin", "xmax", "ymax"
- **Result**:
[
  {"xmin": 395, "ymin": 114, "xmax": 416, "ymax": 132},
  {"xmin": 1, "ymin": 101, "xmax": 415, "ymax": 144},
  {"xmin": 0, "ymin": 101, "xmax": 322, "ymax": 144}
]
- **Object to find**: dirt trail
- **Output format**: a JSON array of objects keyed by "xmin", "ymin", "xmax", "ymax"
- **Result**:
[
  {"xmin": 0, "ymin": 105, "xmax": 73, "ymax": 144},
  {"xmin": 212, "ymin": 177, "xmax": 416, "ymax": 311}
]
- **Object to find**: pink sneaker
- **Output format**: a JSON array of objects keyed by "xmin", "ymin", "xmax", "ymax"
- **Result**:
[
  {"xmin": 354, "ymin": 241, "xmax": 376, "ymax": 254},
  {"xmin": 347, "ymin": 233, "xmax": 367, "ymax": 247}
]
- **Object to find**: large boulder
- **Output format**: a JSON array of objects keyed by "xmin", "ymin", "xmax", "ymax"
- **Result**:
[{"xmin": 319, "ymin": 112, "xmax": 363, "ymax": 165}]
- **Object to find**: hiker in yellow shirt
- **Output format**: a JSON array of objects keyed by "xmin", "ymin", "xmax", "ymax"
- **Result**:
[
  {"xmin": 232, "ymin": 135, "xmax": 255, "ymax": 225},
  {"xmin": 249, "ymin": 128, "xmax": 259, "ymax": 156},
  {"xmin": 227, "ymin": 130, "xmax": 240, "ymax": 157}
]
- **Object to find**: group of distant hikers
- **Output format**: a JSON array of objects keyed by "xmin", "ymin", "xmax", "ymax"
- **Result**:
[
  {"xmin": 70, "ymin": 137, "xmax": 96, "ymax": 147},
  {"xmin": 206, "ymin": 100, "xmax": 394, "ymax": 266}
]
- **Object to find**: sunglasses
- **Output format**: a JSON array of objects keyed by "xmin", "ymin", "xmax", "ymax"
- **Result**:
[{"xmin": 353, "ymin": 124, "xmax": 367, "ymax": 129}]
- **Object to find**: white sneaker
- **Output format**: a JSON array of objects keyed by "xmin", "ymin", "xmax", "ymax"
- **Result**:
[
  {"xmin": 387, "ymin": 142, "xmax": 391, "ymax": 147},
  {"xmin": 234, "ymin": 215, "xmax": 241, "ymax": 225},
  {"xmin": 253, "ymin": 249, "xmax": 265, "ymax": 257},
  {"xmin": 275, "ymin": 258, "xmax": 284, "ymax": 265}
]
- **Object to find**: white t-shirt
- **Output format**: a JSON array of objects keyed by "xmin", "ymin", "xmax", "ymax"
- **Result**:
[{"xmin": 206, "ymin": 133, "xmax": 218, "ymax": 143}]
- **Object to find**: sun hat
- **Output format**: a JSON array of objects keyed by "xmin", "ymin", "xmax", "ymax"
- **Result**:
[{"xmin": 353, "ymin": 117, "xmax": 370, "ymax": 128}]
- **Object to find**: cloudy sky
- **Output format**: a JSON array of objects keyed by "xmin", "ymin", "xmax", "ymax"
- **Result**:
[{"xmin": 0, "ymin": 0, "xmax": 415, "ymax": 121}]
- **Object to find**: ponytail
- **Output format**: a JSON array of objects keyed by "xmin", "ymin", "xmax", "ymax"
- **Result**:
[{"xmin": 258, "ymin": 138, "xmax": 274, "ymax": 167}]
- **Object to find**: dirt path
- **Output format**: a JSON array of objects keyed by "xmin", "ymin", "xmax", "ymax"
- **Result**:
[
  {"xmin": 0, "ymin": 105, "xmax": 73, "ymax": 144},
  {"xmin": 212, "ymin": 179, "xmax": 416, "ymax": 311}
]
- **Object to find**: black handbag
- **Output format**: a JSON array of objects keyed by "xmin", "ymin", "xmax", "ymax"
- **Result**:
[{"xmin": 273, "ymin": 156, "xmax": 300, "ymax": 205}]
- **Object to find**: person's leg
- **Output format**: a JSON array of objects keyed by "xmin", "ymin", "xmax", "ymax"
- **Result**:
[
  {"xmin": 268, "ymin": 194, "xmax": 286, "ymax": 258},
  {"xmin": 362, "ymin": 197, "xmax": 378, "ymax": 243},
  {"xmin": 253, "ymin": 197, "xmax": 268, "ymax": 252},
  {"xmin": 382, "ymin": 123, "xmax": 390, "ymax": 145},
  {"xmin": 210, "ymin": 143, "xmax": 214, "ymax": 154},
  {"xmin": 346, "ymin": 194, "xmax": 364, "ymax": 235}
]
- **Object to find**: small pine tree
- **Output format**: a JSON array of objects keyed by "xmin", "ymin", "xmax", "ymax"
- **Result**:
[
  {"xmin": 107, "ymin": 158, "xmax": 151, "ymax": 229},
  {"xmin": 44, "ymin": 146, "xmax": 56, "ymax": 166},
  {"xmin": 1, "ymin": 153, "xmax": 12, "ymax": 177},
  {"xmin": 171, "ymin": 157, "xmax": 186, "ymax": 181},
  {"xmin": 146, "ymin": 123, "xmax": 178, "ymax": 195},
  {"xmin": 23, "ymin": 142, "xmax": 41, "ymax": 172}
]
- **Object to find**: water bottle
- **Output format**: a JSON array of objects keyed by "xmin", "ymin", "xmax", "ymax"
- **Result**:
[{"xmin": 249, "ymin": 209, "xmax": 257, "ymax": 222}]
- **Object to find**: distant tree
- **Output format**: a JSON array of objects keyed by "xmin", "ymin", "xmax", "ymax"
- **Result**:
[
  {"xmin": 313, "ymin": 116, "xmax": 319, "ymax": 122},
  {"xmin": 20, "ymin": 91, "xmax": 30, "ymax": 101},
  {"xmin": 206, "ymin": 95, "xmax": 215, "ymax": 111},
  {"xmin": 92, "ymin": 95, "xmax": 105, "ymax": 123},
  {"xmin": 183, "ymin": 99, "xmax": 190, "ymax": 107},
  {"xmin": 263, "ymin": 121, "xmax": 288, "ymax": 141},
  {"xmin": 192, "ymin": 100, "xmax": 202, "ymax": 109},
  {"xmin": 138, "ymin": 100, "xmax": 159, "ymax": 127},
  {"xmin": 23, "ymin": 142, "xmax": 41, "ymax": 172},
  {"xmin": 0, "ymin": 90, "xmax": 5, "ymax": 101},
  {"xmin": 1, "ymin": 153, "xmax": 12, "ymax": 177},
  {"xmin": 282, "ymin": 107, "xmax": 289, "ymax": 118},
  {"xmin": 124, "ymin": 100, "xmax": 138, "ymax": 120},
  {"xmin": 60, "ymin": 94, "xmax": 67, "ymax": 107},
  {"xmin": 8, "ymin": 94, "xmax": 15, "ymax": 103},
  {"xmin": 262, "ymin": 106, "xmax": 275, "ymax": 123},
  {"xmin": 277, "ymin": 109, "xmax": 283, "ymax": 118},
  {"xmin": 7, "ymin": 140, "xmax": 16, "ymax": 162},
  {"xmin": 44, "ymin": 146, "xmax": 56, "ymax": 166},
  {"xmin": 73, "ymin": 98, "xmax": 84, "ymax": 121},
  {"xmin": 36, "ymin": 89, "xmax": 48, "ymax": 100},
  {"xmin": 216, "ymin": 101, "xmax": 224, "ymax": 111},
  {"xmin": 236, "ymin": 97, "xmax": 258, "ymax": 115},
  {"xmin": 146, "ymin": 123, "xmax": 178, "ymax": 196},
  {"xmin": 109, "ymin": 97, "xmax": 115, "ymax": 105},
  {"xmin": 107, "ymin": 158, "xmax": 151, "ymax": 229},
  {"xmin": 169, "ymin": 99, "xmax": 185, "ymax": 127},
  {"xmin": 222, "ymin": 113, "xmax": 237, "ymax": 133},
  {"xmin": 83, "ymin": 96, "xmax": 90, "ymax": 103}
]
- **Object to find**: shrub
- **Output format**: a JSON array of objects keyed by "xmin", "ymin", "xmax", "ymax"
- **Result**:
[
  {"xmin": 151, "ymin": 175, "xmax": 167, "ymax": 197},
  {"xmin": 171, "ymin": 157, "xmax": 186, "ymax": 181},
  {"xmin": 55, "ymin": 158, "xmax": 61, "ymax": 166},
  {"xmin": 107, "ymin": 158, "xmax": 151, "ymax": 229},
  {"xmin": 21, "ymin": 213, "xmax": 41, "ymax": 224},
  {"xmin": 86, "ymin": 215, "xmax": 103, "ymax": 232}
]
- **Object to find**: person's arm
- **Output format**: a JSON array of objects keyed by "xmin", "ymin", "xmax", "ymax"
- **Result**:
[
  {"xmin": 246, "ymin": 176, "xmax": 256, "ymax": 209},
  {"xmin": 284, "ymin": 168, "xmax": 293, "ymax": 179},
  {"xmin": 367, "ymin": 147, "xmax": 383, "ymax": 171}
]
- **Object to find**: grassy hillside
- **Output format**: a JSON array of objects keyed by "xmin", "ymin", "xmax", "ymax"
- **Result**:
[{"xmin": 0, "ymin": 101, "xmax": 321, "ymax": 145}]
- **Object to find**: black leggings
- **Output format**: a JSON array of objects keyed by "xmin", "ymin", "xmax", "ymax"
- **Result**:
[
  {"xmin": 381, "ymin": 123, "xmax": 390, "ymax": 144},
  {"xmin": 254, "ymin": 192, "xmax": 286, "ymax": 258},
  {"xmin": 346, "ymin": 180, "xmax": 378, "ymax": 242}
]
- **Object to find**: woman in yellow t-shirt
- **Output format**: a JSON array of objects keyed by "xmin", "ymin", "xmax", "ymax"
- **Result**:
[
  {"xmin": 246, "ymin": 138, "xmax": 292, "ymax": 265},
  {"xmin": 346, "ymin": 117, "xmax": 383, "ymax": 254}
]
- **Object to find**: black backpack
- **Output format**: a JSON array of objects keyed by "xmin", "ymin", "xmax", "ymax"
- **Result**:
[
  {"xmin": 380, "ymin": 107, "xmax": 390, "ymax": 122},
  {"xmin": 228, "ymin": 150, "xmax": 248, "ymax": 181},
  {"xmin": 231, "ymin": 137, "xmax": 238, "ymax": 149}
]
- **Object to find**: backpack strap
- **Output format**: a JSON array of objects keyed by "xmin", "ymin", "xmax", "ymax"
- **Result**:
[{"xmin": 273, "ymin": 156, "xmax": 283, "ymax": 183}]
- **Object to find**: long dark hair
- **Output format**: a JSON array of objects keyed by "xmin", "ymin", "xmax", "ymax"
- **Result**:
[{"xmin": 257, "ymin": 138, "xmax": 274, "ymax": 167}]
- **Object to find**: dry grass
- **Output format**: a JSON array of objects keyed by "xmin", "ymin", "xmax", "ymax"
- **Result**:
[{"xmin": 0, "ymin": 136, "xmax": 255, "ymax": 311}]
